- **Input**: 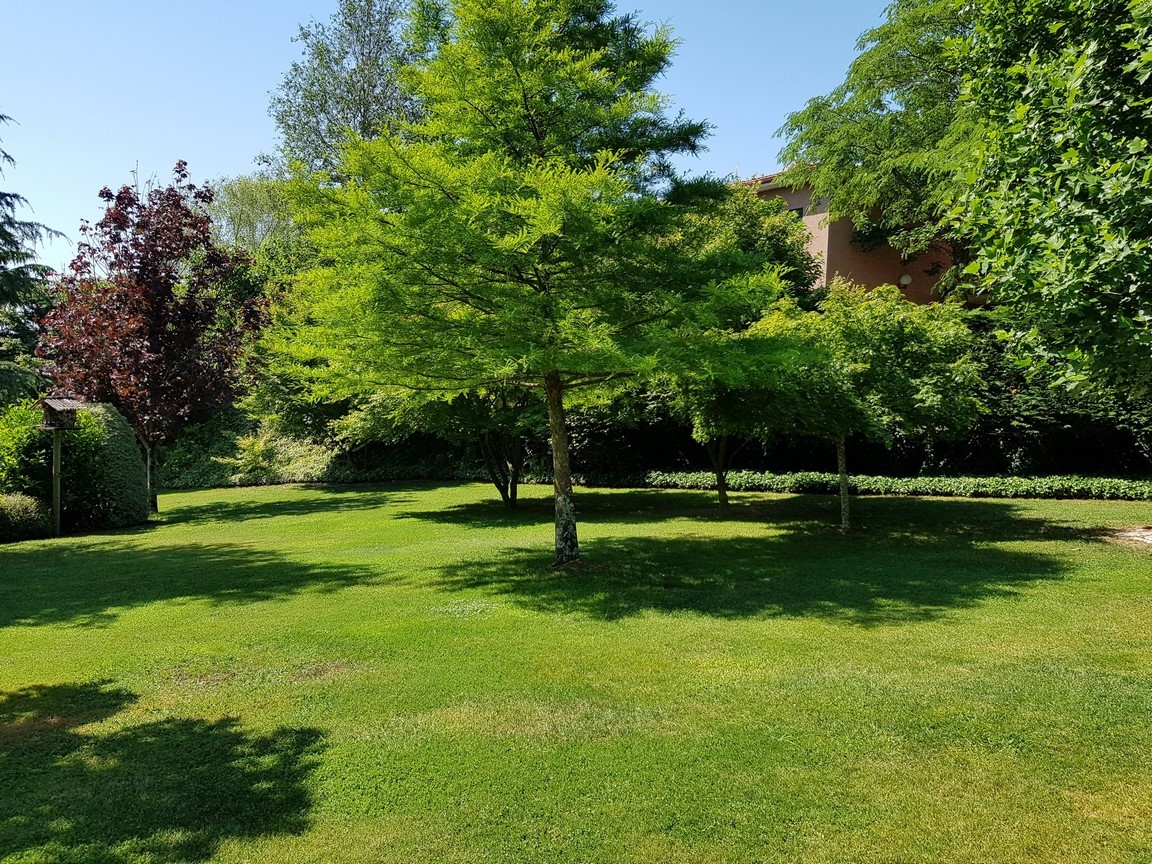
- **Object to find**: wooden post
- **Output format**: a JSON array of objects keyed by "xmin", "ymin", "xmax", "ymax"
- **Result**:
[{"xmin": 51, "ymin": 428, "xmax": 62, "ymax": 538}]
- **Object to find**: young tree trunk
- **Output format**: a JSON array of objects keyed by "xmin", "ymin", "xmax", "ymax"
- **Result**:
[
  {"xmin": 478, "ymin": 435, "xmax": 511, "ymax": 506},
  {"xmin": 144, "ymin": 440, "xmax": 159, "ymax": 514},
  {"xmin": 837, "ymin": 434, "xmax": 849, "ymax": 533},
  {"xmin": 507, "ymin": 433, "xmax": 522, "ymax": 508},
  {"xmin": 703, "ymin": 436, "xmax": 730, "ymax": 509},
  {"xmin": 544, "ymin": 371, "xmax": 579, "ymax": 568}
]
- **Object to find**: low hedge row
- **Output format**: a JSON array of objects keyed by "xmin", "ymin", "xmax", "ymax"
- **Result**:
[{"xmin": 628, "ymin": 470, "xmax": 1152, "ymax": 501}]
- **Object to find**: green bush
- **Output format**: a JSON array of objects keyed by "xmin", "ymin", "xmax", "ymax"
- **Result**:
[
  {"xmin": 0, "ymin": 492, "xmax": 50, "ymax": 542},
  {"xmin": 0, "ymin": 400, "xmax": 149, "ymax": 531},
  {"xmin": 628, "ymin": 470, "xmax": 1152, "ymax": 501}
]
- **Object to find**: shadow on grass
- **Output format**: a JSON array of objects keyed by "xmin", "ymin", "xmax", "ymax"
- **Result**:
[
  {"xmin": 429, "ymin": 496, "xmax": 1097, "ymax": 625},
  {"xmin": 0, "ymin": 681, "xmax": 323, "ymax": 864},
  {"xmin": 0, "ymin": 542, "xmax": 377, "ymax": 628},
  {"xmin": 157, "ymin": 486, "xmax": 406, "ymax": 526}
]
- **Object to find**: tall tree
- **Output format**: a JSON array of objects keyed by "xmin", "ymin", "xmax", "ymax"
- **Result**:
[
  {"xmin": 777, "ymin": 0, "xmax": 973, "ymax": 263},
  {"xmin": 0, "ymin": 114, "xmax": 59, "ymax": 403},
  {"xmin": 957, "ymin": 0, "xmax": 1152, "ymax": 391},
  {"xmin": 39, "ymin": 164, "xmax": 265, "ymax": 511},
  {"xmin": 270, "ymin": 0, "xmax": 417, "ymax": 173},
  {"xmin": 283, "ymin": 0, "xmax": 776, "ymax": 567}
]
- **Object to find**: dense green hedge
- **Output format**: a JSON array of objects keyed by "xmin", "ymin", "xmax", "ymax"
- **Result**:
[
  {"xmin": 628, "ymin": 470, "xmax": 1152, "ymax": 501},
  {"xmin": 0, "ymin": 401, "xmax": 149, "ymax": 532},
  {"xmin": 0, "ymin": 492, "xmax": 51, "ymax": 542}
]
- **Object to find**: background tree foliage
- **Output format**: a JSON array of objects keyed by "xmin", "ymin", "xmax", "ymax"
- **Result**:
[
  {"xmin": 0, "ymin": 114, "xmax": 58, "ymax": 404},
  {"xmin": 777, "ymin": 0, "xmax": 973, "ymax": 261},
  {"xmin": 958, "ymin": 0, "xmax": 1152, "ymax": 392},
  {"xmin": 270, "ymin": 0, "xmax": 417, "ymax": 172}
]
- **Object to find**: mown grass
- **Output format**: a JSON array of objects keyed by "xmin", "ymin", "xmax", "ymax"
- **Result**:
[{"xmin": 1, "ymin": 482, "xmax": 1150, "ymax": 863}]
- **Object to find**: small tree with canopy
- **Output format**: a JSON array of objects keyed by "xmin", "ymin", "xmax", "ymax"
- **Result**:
[
  {"xmin": 753, "ymin": 282, "xmax": 979, "ymax": 531},
  {"xmin": 39, "ymin": 163, "xmax": 265, "ymax": 511}
]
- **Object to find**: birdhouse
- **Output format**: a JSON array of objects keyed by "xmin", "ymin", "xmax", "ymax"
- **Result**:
[{"xmin": 40, "ymin": 396, "xmax": 86, "ymax": 430}]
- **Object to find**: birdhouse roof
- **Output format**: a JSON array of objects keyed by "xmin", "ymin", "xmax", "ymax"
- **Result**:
[{"xmin": 42, "ymin": 397, "xmax": 86, "ymax": 412}]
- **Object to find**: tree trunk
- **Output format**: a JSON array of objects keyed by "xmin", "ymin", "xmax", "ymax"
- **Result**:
[
  {"xmin": 478, "ymin": 435, "xmax": 511, "ymax": 506},
  {"xmin": 544, "ymin": 371, "xmax": 579, "ymax": 567},
  {"xmin": 837, "ymin": 434, "xmax": 849, "ymax": 534},
  {"xmin": 703, "ymin": 436, "xmax": 730, "ymax": 509},
  {"xmin": 144, "ymin": 441, "xmax": 159, "ymax": 514},
  {"xmin": 507, "ymin": 433, "xmax": 522, "ymax": 508}
]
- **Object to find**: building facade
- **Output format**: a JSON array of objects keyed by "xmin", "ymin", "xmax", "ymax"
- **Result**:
[{"xmin": 752, "ymin": 172, "xmax": 951, "ymax": 304}]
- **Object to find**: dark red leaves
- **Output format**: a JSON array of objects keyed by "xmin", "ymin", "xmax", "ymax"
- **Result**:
[{"xmin": 38, "ymin": 164, "xmax": 265, "ymax": 446}]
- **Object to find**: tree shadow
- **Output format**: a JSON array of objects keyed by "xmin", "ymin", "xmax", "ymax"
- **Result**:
[
  {"xmin": 0, "ymin": 681, "xmax": 323, "ymax": 864},
  {"xmin": 157, "ymin": 486, "xmax": 408, "ymax": 527},
  {"xmin": 430, "ymin": 497, "xmax": 1097, "ymax": 626},
  {"xmin": 0, "ymin": 542, "xmax": 378, "ymax": 628},
  {"xmin": 395, "ymin": 488, "xmax": 725, "ymax": 529}
]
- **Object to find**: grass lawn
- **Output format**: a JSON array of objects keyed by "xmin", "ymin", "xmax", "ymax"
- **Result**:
[{"xmin": 1, "ymin": 482, "xmax": 1150, "ymax": 863}]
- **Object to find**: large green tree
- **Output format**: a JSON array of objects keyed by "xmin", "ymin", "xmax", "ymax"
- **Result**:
[
  {"xmin": 283, "ymin": 0, "xmax": 778, "ymax": 566},
  {"xmin": 957, "ymin": 0, "xmax": 1152, "ymax": 391},
  {"xmin": 777, "ymin": 0, "xmax": 972, "ymax": 262}
]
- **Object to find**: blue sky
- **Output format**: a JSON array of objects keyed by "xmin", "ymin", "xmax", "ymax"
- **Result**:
[{"xmin": 4, "ymin": 0, "xmax": 889, "ymax": 269}]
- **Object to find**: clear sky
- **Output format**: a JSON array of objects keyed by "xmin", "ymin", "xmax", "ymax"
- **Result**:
[{"xmin": 3, "ymin": 0, "xmax": 889, "ymax": 269}]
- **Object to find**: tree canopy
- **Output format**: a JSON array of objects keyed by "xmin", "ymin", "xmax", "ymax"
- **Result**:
[
  {"xmin": 0, "ymin": 114, "xmax": 59, "ymax": 403},
  {"xmin": 270, "ymin": 0, "xmax": 417, "ymax": 172},
  {"xmin": 281, "ymin": 0, "xmax": 790, "ymax": 566},
  {"xmin": 777, "ymin": 0, "xmax": 973, "ymax": 261}
]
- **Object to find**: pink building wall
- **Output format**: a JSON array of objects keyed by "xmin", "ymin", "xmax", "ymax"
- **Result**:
[{"xmin": 751, "ymin": 175, "xmax": 951, "ymax": 304}]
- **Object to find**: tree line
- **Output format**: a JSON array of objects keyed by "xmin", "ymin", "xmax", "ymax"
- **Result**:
[{"xmin": 2, "ymin": 0, "xmax": 1150, "ymax": 565}]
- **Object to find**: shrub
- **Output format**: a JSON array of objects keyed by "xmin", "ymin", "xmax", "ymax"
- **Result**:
[
  {"xmin": 0, "ymin": 400, "xmax": 149, "ymax": 531},
  {"xmin": 0, "ymin": 492, "xmax": 50, "ymax": 542},
  {"xmin": 628, "ymin": 470, "xmax": 1152, "ymax": 501}
]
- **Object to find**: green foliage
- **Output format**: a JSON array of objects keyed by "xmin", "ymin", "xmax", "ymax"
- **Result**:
[
  {"xmin": 638, "ymin": 469, "xmax": 1152, "ymax": 500},
  {"xmin": 1, "ymin": 114, "xmax": 58, "ymax": 404},
  {"xmin": 207, "ymin": 174, "xmax": 296, "ymax": 256},
  {"xmin": 270, "ymin": 0, "xmax": 416, "ymax": 173},
  {"xmin": 282, "ymin": 0, "xmax": 775, "ymax": 563},
  {"xmin": 957, "ymin": 0, "xmax": 1152, "ymax": 391},
  {"xmin": 755, "ymin": 282, "xmax": 980, "ymax": 443},
  {"xmin": 214, "ymin": 424, "xmax": 339, "ymax": 486},
  {"xmin": 0, "ymin": 492, "xmax": 50, "ymax": 542},
  {"xmin": 777, "ymin": 0, "xmax": 973, "ymax": 260},
  {"xmin": 0, "ymin": 401, "xmax": 148, "ymax": 531}
]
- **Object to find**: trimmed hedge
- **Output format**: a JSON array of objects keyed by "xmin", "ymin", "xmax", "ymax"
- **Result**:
[
  {"xmin": 0, "ymin": 492, "xmax": 51, "ymax": 542},
  {"xmin": 627, "ymin": 470, "xmax": 1152, "ymax": 501},
  {"xmin": 0, "ymin": 400, "xmax": 149, "ymax": 532}
]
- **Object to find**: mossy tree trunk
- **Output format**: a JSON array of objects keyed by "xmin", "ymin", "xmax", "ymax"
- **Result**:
[{"xmin": 544, "ymin": 371, "xmax": 579, "ymax": 568}]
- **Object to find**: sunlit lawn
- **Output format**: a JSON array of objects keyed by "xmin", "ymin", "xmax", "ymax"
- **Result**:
[{"xmin": 1, "ymin": 482, "xmax": 1150, "ymax": 863}]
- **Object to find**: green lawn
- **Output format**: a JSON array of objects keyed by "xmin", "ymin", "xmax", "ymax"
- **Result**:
[{"xmin": 1, "ymin": 483, "xmax": 1150, "ymax": 863}]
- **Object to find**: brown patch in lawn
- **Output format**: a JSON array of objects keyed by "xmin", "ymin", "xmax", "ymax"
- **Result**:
[
  {"xmin": 1105, "ymin": 526, "xmax": 1152, "ymax": 549},
  {"xmin": 0, "ymin": 715, "xmax": 77, "ymax": 742},
  {"xmin": 1065, "ymin": 780, "xmax": 1152, "ymax": 832}
]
